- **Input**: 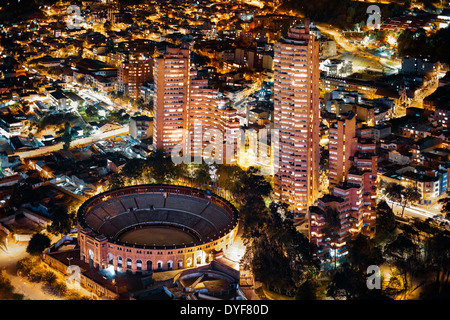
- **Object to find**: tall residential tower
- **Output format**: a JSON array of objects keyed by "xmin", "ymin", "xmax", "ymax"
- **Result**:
[
  {"xmin": 153, "ymin": 46, "xmax": 240, "ymax": 163},
  {"xmin": 153, "ymin": 46, "xmax": 190, "ymax": 153},
  {"xmin": 273, "ymin": 22, "xmax": 321, "ymax": 214}
]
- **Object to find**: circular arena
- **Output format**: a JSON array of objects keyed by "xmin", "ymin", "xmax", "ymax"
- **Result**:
[{"xmin": 77, "ymin": 185, "xmax": 239, "ymax": 273}]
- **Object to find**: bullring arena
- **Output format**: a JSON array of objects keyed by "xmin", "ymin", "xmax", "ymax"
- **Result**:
[{"xmin": 77, "ymin": 185, "xmax": 239, "ymax": 273}]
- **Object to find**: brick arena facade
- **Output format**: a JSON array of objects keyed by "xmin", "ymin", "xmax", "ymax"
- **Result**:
[{"xmin": 77, "ymin": 185, "xmax": 239, "ymax": 273}]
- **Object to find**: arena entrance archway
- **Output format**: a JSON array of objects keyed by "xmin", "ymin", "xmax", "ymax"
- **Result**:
[
  {"xmin": 108, "ymin": 253, "xmax": 114, "ymax": 266},
  {"xmin": 88, "ymin": 249, "xmax": 94, "ymax": 268}
]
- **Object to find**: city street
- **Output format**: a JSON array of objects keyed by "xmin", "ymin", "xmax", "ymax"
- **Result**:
[
  {"xmin": 0, "ymin": 241, "xmax": 63, "ymax": 300},
  {"xmin": 75, "ymin": 86, "xmax": 144, "ymax": 115},
  {"xmin": 385, "ymin": 197, "xmax": 446, "ymax": 222},
  {"xmin": 12, "ymin": 126, "xmax": 129, "ymax": 159}
]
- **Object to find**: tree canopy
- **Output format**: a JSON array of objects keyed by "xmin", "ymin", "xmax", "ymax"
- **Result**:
[
  {"xmin": 26, "ymin": 233, "xmax": 51, "ymax": 256},
  {"xmin": 47, "ymin": 205, "xmax": 75, "ymax": 236},
  {"xmin": 397, "ymin": 26, "xmax": 450, "ymax": 64},
  {"xmin": 241, "ymin": 201, "xmax": 320, "ymax": 297}
]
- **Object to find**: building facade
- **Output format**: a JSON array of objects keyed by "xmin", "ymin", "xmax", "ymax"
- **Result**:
[
  {"xmin": 310, "ymin": 110, "xmax": 378, "ymax": 261},
  {"xmin": 129, "ymin": 115, "xmax": 153, "ymax": 140},
  {"xmin": 273, "ymin": 22, "xmax": 321, "ymax": 214},
  {"xmin": 153, "ymin": 46, "xmax": 191, "ymax": 153},
  {"xmin": 153, "ymin": 46, "xmax": 242, "ymax": 163},
  {"xmin": 77, "ymin": 185, "xmax": 239, "ymax": 274},
  {"xmin": 117, "ymin": 54, "xmax": 153, "ymax": 100},
  {"xmin": 328, "ymin": 112, "xmax": 358, "ymax": 186},
  {"xmin": 188, "ymin": 78, "xmax": 240, "ymax": 164}
]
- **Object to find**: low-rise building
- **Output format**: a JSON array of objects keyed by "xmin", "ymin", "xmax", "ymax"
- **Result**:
[
  {"xmin": 320, "ymin": 59, "xmax": 352, "ymax": 77},
  {"xmin": 0, "ymin": 114, "xmax": 29, "ymax": 138},
  {"xmin": 48, "ymin": 90, "xmax": 67, "ymax": 110},
  {"xmin": 401, "ymin": 56, "xmax": 438, "ymax": 76},
  {"xmin": 372, "ymin": 124, "xmax": 392, "ymax": 141},
  {"xmin": 129, "ymin": 115, "xmax": 153, "ymax": 140}
]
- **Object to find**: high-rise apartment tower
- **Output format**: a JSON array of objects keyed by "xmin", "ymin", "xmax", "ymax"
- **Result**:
[{"xmin": 273, "ymin": 22, "xmax": 321, "ymax": 214}]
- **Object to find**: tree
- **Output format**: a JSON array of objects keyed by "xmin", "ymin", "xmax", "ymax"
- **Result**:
[
  {"xmin": 400, "ymin": 186, "xmax": 420, "ymax": 217},
  {"xmin": 348, "ymin": 234, "xmax": 384, "ymax": 272},
  {"xmin": 239, "ymin": 194, "xmax": 270, "ymax": 237},
  {"xmin": 107, "ymin": 172, "xmax": 126, "ymax": 191},
  {"xmin": 247, "ymin": 229, "xmax": 295, "ymax": 295},
  {"xmin": 0, "ymin": 270, "xmax": 15, "ymax": 300},
  {"xmin": 37, "ymin": 112, "xmax": 79, "ymax": 133},
  {"xmin": 230, "ymin": 167, "xmax": 273, "ymax": 236},
  {"xmin": 424, "ymin": 231, "xmax": 450, "ymax": 296},
  {"xmin": 120, "ymin": 158, "xmax": 147, "ymax": 185},
  {"xmin": 0, "ymin": 0, "xmax": 39, "ymax": 18},
  {"xmin": 384, "ymin": 182, "xmax": 404, "ymax": 210},
  {"xmin": 384, "ymin": 233, "xmax": 421, "ymax": 299},
  {"xmin": 385, "ymin": 233, "xmax": 416, "ymax": 260},
  {"xmin": 104, "ymin": 20, "xmax": 112, "ymax": 32},
  {"xmin": 294, "ymin": 279, "xmax": 317, "ymax": 300},
  {"xmin": 322, "ymin": 207, "xmax": 342, "ymax": 270},
  {"xmin": 26, "ymin": 233, "xmax": 51, "ymax": 256},
  {"xmin": 233, "ymin": 167, "xmax": 272, "ymax": 205},
  {"xmin": 65, "ymin": 289, "xmax": 82, "ymax": 300},
  {"xmin": 85, "ymin": 105, "xmax": 99, "ymax": 118},
  {"xmin": 41, "ymin": 270, "xmax": 57, "ymax": 286},
  {"xmin": 241, "ymin": 201, "xmax": 319, "ymax": 297},
  {"xmin": 62, "ymin": 122, "xmax": 73, "ymax": 150},
  {"xmin": 146, "ymin": 149, "xmax": 180, "ymax": 184},
  {"xmin": 374, "ymin": 200, "xmax": 398, "ymax": 244},
  {"xmin": 232, "ymin": 166, "xmax": 319, "ymax": 297},
  {"xmin": 29, "ymin": 268, "xmax": 45, "ymax": 282},
  {"xmin": 108, "ymin": 110, "xmax": 130, "ymax": 125},
  {"xmin": 54, "ymin": 281, "xmax": 68, "ymax": 296},
  {"xmin": 327, "ymin": 263, "xmax": 368, "ymax": 300},
  {"xmin": 214, "ymin": 164, "xmax": 243, "ymax": 193},
  {"xmin": 191, "ymin": 163, "xmax": 212, "ymax": 188},
  {"xmin": 16, "ymin": 257, "xmax": 37, "ymax": 275},
  {"xmin": 47, "ymin": 205, "xmax": 75, "ymax": 236},
  {"xmin": 8, "ymin": 177, "xmax": 44, "ymax": 208},
  {"xmin": 438, "ymin": 197, "xmax": 450, "ymax": 220},
  {"xmin": 397, "ymin": 26, "xmax": 450, "ymax": 64}
]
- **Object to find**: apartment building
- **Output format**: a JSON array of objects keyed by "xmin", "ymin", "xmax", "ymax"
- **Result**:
[{"xmin": 273, "ymin": 22, "xmax": 321, "ymax": 214}]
